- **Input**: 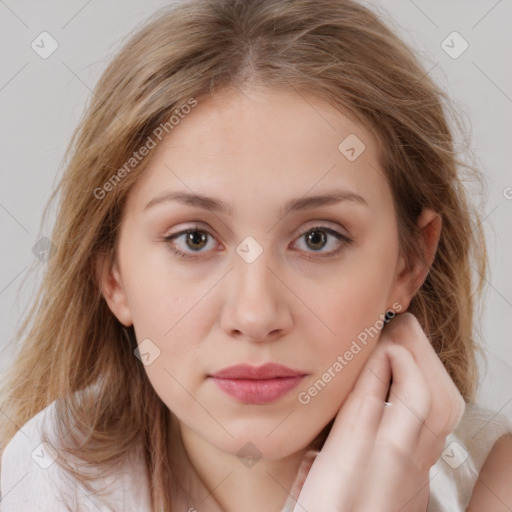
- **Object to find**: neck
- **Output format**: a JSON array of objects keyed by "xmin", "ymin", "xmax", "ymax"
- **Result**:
[{"xmin": 167, "ymin": 414, "xmax": 327, "ymax": 512}]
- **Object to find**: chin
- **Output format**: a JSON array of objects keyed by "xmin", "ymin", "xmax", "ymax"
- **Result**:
[{"xmin": 203, "ymin": 416, "xmax": 333, "ymax": 462}]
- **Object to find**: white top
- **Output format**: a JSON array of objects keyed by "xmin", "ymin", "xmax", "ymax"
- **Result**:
[{"xmin": 1, "ymin": 400, "xmax": 511, "ymax": 511}]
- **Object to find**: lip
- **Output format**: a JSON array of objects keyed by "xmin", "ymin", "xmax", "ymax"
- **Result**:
[
  {"xmin": 209, "ymin": 363, "xmax": 308, "ymax": 405},
  {"xmin": 211, "ymin": 363, "xmax": 306, "ymax": 380}
]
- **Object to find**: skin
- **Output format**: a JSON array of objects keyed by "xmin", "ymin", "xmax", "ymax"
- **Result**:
[
  {"xmin": 97, "ymin": 86, "xmax": 470, "ymax": 511},
  {"xmin": 467, "ymin": 434, "xmax": 512, "ymax": 511},
  {"xmin": 294, "ymin": 312, "xmax": 464, "ymax": 511}
]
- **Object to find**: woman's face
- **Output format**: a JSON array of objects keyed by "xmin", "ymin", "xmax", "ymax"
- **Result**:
[{"xmin": 101, "ymin": 87, "xmax": 416, "ymax": 460}]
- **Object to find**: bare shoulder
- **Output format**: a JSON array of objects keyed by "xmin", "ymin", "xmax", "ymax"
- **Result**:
[{"xmin": 467, "ymin": 433, "xmax": 512, "ymax": 512}]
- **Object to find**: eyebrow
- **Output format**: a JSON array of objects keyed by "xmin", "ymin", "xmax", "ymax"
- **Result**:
[{"xmin": 143, "ymin": 189, "xmax": 368, "ymax": 216}]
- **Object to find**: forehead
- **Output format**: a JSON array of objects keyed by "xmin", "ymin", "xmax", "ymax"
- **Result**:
[{"xmin": 125, "ymin": 86, "xmax": 391, "ymax": 216}]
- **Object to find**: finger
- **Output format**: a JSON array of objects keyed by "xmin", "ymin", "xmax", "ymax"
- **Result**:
[
  {"xmin": 383, "ymin": 313, "xmax": 465, "ymax": 437},
  {"xmin": 352, "ymin": 344, "xmax": 433, "ymax": 511},
  {"xmin": 376, "ymin": 343, "xmax": 432, "ymax": 453},
  {"xmin": 293, "ymin": 346, "xmax": 390, "ymax": 511},
  {"xmin": 318, "ymin": 341, "xmax": 392, "ymax": 458},
  {"xmin": 382, "ymin": 313, "xmax": 465, "ymax": 467}
]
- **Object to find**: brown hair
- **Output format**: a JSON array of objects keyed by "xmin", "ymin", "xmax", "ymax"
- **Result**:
[{"xmin": 0, "ymin": 0, "xmax": 487, "ymax": 510}]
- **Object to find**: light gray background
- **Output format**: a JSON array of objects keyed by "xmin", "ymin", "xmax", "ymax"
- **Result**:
[{"xmin": 1, "ymin": 1, "xmax": 511, "ymax": 420}]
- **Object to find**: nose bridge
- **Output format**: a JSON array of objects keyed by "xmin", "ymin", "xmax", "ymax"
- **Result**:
[
  {"xmin": 233, "ymin": 237, "xmax": 280, "ymax": 305},
  {"xmin": 220, "ymin": 236, "xmax": 292, "ymax": 341}
]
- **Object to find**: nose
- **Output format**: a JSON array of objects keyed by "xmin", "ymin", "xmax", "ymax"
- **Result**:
[{"xmin": 219, "ymin": 248, "xmax": 293, "ymax": 343}]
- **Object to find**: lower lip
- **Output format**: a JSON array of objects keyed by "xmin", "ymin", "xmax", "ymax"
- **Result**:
[{"xmin": 210, "ymin": 376, "xmax": 305, "ymax": 405}]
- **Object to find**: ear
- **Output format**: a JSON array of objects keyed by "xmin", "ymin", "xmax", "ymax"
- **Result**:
[
  {"xmin": 95, "ymin": 252, "xmax": 133, "ymax": 327},
  {"xmin": 389, "ymin": 207, "xmax": 442, "ymax": 311}
]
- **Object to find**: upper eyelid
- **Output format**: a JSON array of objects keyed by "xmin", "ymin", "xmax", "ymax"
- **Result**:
[
  {"xmin": 296, "ymin": 223, "xmax": 347, "ymax": 236},
  {"xmin": 165, "ymin": 223, "xmax": 350, "ymax": 249},
  {"xmin": 165, "ymin": 221, "xmax": 347, "ymax": 239}
]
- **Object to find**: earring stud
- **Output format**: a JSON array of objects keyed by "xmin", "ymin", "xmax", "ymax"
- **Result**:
[{"xmin": 383, "ymin": 309, "xmax": 395, "ymax": 324}]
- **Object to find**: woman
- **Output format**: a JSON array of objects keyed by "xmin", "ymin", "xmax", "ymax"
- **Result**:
[{"xmin": 1, "ymin": 1, "xmax": 511, "ymax": 510}]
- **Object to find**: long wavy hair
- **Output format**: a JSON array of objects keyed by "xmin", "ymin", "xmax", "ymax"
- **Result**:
[{"xmin": 0, "ymin": 0, "xmax": 487, "ymax": 510}]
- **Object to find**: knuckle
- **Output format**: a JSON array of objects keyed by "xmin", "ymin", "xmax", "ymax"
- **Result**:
[
  {"xmin": 393, "ymin": 311, "xmax": 418, "ymax": 332},
  {"xmin": 383, "ymin": 312, "xmax": 423, "ymax": 346},
  {"xmin": 437, "ymin": 393, "xmax": 465, "ymax": 437},
  {"xmin": 403, "ymin": 389, "xmax": 431, "ymax": 420},
  {"xmin": 385, "ymin": 342, "xmax": 409, "ymax": 358}
]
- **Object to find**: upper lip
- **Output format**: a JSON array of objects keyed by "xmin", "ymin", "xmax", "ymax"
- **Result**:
[{"xmin": 210, "ymin": 363, "xmax": 307, "ymax": 380}]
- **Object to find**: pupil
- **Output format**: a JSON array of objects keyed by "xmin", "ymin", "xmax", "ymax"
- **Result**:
[
  {"xmin": 184, "ymin": 230, "xmax": 327, "ymax": 252},
  {"xmin": 187, "ymin": 231, "xmax": 207, "ymax": 250},
  {"xmin": 307, "ymin": 230, "xmax": 326, "ymax": 250}
]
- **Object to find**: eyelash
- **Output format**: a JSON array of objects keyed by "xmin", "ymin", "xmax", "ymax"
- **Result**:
[{"xmin": 163, "ymin": 223, "xmax": 353, "ymax": 261}]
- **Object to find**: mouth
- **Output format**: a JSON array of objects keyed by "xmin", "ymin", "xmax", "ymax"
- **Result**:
[{"xmin": 209, "ymin": 363, "xmax": 308, "ymax": 405}]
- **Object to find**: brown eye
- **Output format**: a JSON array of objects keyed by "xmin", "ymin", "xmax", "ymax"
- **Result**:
[
  {"xmin": 164, "ymin": 226, "xmax": 218, "ymax": 259},
  {"xmin": 184, "ymin": 230, "xmax": 208, "ymax": 251},
  {"xmin": 304, "ymin": 230, "xmax": 328, "ymax": 251},
  {"xmin": 291, "ymin": 225, "xmax": 352, "ymax": 259}
]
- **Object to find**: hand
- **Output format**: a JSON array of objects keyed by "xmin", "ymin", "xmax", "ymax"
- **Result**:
[{"xmin": 292, "ymin": 312, "xmax": 465, "ymax": 512}]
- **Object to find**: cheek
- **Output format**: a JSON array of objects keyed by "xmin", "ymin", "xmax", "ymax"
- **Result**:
[
  {"xmin": 301, "ymin": 259, "xmax": 393, "ymax": 351},
  {"xmin": 121, "ymin": 261, "xmax": 213, "ymax": 405},
  {"xmin": 128, "ymin": 280, "xmax": 212, "ymax": 427},
  {"xmin": 295, "ymin": 290, "xmax": 384, "ymax": 421},
  {"xmin": 121, "ymin": 238, "xmax": 214, "ymax": 340},
  {"xmin": 293, "ymin": 254, "xmax": 395, "ymax": 409},
  {"xmin": 294, "ymin": 222, "xmax": 398, "ymax": 344}
]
